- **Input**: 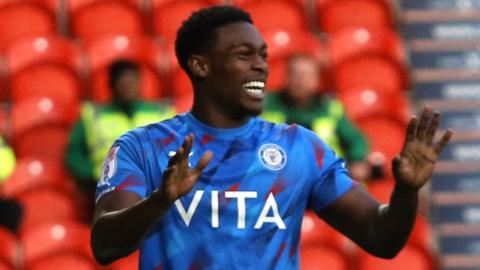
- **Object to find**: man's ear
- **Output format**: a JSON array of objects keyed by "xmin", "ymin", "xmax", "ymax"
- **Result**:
[{"xmin": 188, "ymin": 55, "xmax": 209, "ymax": 78}]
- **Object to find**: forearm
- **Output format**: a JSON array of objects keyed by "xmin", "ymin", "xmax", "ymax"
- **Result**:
[
  {"xmin": 368, "ymin": 185, "xmax": 419, "ymax": 258},
  {"xmin": 91, "ymin": 191, "xmax": 172, "ymax": 265}
]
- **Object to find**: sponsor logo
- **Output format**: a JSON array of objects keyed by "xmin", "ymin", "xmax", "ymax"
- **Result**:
[
  {"xmin": 99, "ymin": 146, "xmax": 120, "ymax": 186},
  {"xmin": 175, "ymin": 190, "xmax": 286, "ymax": 230},
  {"xmin": 258, "ymin": 144, "xmax": 287, "ymax": 170}
]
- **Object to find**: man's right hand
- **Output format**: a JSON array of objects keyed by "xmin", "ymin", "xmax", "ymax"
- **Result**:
[{"xmin": 157, "ymin": 134, "xmax": 213, "ymax": 204}]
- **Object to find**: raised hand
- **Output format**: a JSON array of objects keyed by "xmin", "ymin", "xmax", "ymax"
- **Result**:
[
  {"xmin": 392, "ymin": 107, "xmax": 453, "ymax": 191},
  {"xmin": 159, "ymin": 134, "xmax": 213, "ymax": 204}
]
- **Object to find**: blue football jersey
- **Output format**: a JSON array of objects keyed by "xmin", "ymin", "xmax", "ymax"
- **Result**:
[{"xmin": 96, "ymin": 113, "xmax": 353, "ymax": 270}]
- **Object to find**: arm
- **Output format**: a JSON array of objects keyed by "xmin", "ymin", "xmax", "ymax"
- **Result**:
[
  {"xmin": 91, "ymin": 134, "xmax": 213, "ymax": 265},
  {"xmin": 65, "ymin": 120, "xmax": 95, "ymax": 181},
  {"xmin": 319, "ymin": 107, "xmax": 452, "ymax": 258}
]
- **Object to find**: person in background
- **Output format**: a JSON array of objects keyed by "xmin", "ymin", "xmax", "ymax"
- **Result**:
[
  {"xmin": 262, "ymin": 53, "xmax": 371, "ymax": 182},
  {"xmin": 0, "ymin": 134, "xmax": 22, "ymax": 233},
  {"xmin": 65, "ymin": 59, "xmax": 175, "ymax": 220}
]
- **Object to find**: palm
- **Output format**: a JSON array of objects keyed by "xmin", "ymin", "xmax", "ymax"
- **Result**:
[
  {"xmin": 161, "ymin": 134, "xmax": 213, "ymax": 204},
  {"xmin": 392, "ymin": 108, "xmax": 452, "ymax": 190}
]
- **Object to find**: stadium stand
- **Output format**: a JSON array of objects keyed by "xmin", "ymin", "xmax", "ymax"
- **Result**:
[
  {"xmin": 11, "ymin": 97, "xmax": 77, "ymax": 161},
  {"xmin": 0, "ymin": 227, "xmax": 21, "ymax": 269},
  {"xmin": 21, "ymin": 220, "xmax": 93, "ymax": 267},
  {"xmin": 0, "ymin": 0, "xmax": 58, "ymax": 49},
  {"xmin": 84, "ymin": 33, "xmax": 165, "ymax": 102},
  {"xmin": 67, "ymin": 0, "xmax": 145, "ymax": 41},
  {"xmin": 1, "ymin": 157, "xmax": 77, "ymax": 198},
  {"xmin": 5, "ymin": 35, "xmax": 84, "ymax": 103}
]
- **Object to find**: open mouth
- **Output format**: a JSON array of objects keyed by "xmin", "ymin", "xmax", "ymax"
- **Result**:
[{"xmin": 243, "ymin": 81, "xmax": 265, "ymax": 98}]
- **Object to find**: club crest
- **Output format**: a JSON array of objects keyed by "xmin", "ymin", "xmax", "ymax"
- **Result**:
[{"xmin": 258, "ymin": 144, "xmax": 287, "ymax": 170}]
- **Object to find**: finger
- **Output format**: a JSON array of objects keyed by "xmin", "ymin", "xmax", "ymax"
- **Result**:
[
  {"xmin": 191, "ymin": 151, "xmax": 214, "ymax": 176},
  {"xmin": 434, "ymin": 129, "xmax": 453, "ymax": 155},
  {"xmin": 181, "ymin": 134, "xmax": 193, "ymax": 159},
  {"xmin": 425, "ymin": 111, "xmax": 441, "ymax": 145},
  {"xmin": 168, "ymin": 147, "xmax": 184, "ymax": 167},
  {"xmin": 404, "ymin": 115, "xmax": 418, "ymax": 144},
  {"xmin": 416, "ymin": 106, "xmax": 432, "ymax": 140}
]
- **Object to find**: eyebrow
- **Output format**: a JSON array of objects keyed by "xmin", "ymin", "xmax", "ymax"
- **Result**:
[{"xmin": 229, "ymin": 42, "xmax": 268, "ymax": 51}]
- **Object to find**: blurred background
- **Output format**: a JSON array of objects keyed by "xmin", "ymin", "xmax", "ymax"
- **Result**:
[{"xmin": 0, "ymin": 0, "xmax": 478, "ymax": 269}]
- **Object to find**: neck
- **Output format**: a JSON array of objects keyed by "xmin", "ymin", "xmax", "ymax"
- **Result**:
[{"xmin": 190, "ymin": 95, "xmax": 251, "ymax": 129}]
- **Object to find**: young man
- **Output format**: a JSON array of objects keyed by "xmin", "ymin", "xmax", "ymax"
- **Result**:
[{"xmin": 91, "ymin": 6, "xmax": 453, "ymax": 269}]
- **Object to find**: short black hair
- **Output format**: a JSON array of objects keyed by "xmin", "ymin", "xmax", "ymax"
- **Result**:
[
  {"xmin": 175, "ymin": 5, "xmax": 253, "ymax": 76},
  {"xmin": 109, "ymin": 59, "xmax": 140, "ymax": 89}
]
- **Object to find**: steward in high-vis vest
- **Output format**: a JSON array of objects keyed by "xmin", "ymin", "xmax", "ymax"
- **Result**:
[
  {"xmin": 0, "ymin": 135, "xmax": 15, "ymax": 182},
  {"xmin": 262, "ymin": 94, "xmax": 367, "ymax": 162},
  {"xmin": 262, "ymin": 53, "xmax": 370, "ymax": 182},
  {"xmin": 65, "ymin": 60, "xmax": 175, "ymax": 182}
]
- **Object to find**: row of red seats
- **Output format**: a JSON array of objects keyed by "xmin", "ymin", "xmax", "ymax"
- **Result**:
[
  {"xmin": 0, "ymin": 220, "xmax": 139, "ymax": 270},
  {"xmin": 0, "ymin": 0, "xmax": 395, "ymax": 49},
  {"xmin": 0, "ymin": 25, "xmax": 408, "ymax": 104}
]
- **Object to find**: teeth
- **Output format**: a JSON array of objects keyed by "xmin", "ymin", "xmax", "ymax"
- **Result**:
[
  {"xmin": 246, "ymin": 89, "xmax": 263, "ymax": 94},
  {"xmin": 243, "ymin": 81, "xmax": 265, "ymax": 89}
]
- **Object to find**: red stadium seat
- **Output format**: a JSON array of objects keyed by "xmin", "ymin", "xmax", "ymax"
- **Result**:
[
  {"xmin": 107, "ymin": 250, "xmax": 140, "ymax": 270},
  {"xmin": 28, "ymin": 253, "xmax": 97, "ymax": 270},
  {"xmin": 0, "ymin": 0, "xmax": 57, "ymax": 49},
  {"xmin": 11, "ymin": 97, "xmax": 78, "ymax": 160},
  {"xmin": 151, "ymin": 0, "xmax": 219, "ymax": 41},
  {"xmin": 301, "ymin": 211, "xmax": 345, "ymax": 247},
  {"xmin": 5, "ymin": 35, "xmax": 84, "ymax": 103},
  {"xmin": 85, "ymin": 34, "xmax": 165, "ymax": 102},
  {"xmin": 301, "ymin": 244, "xmax": 350, "ymax": 270},
  {"xmin": 315, "ymin": 0, "xmax": 393, "ymax": 33},
  {"xmin": 262, "ymin": 29, "xmax": 325, "ymax": 91},
  {"xmin": 1, "ymin": 157, "xmax": 77, "ymax": 198},
  {"xmin": 21, "ymin": 220, "xmax": 92, "ymax": 265},
  {"xmin": 358, "ymin": 244, "xmax": 434, "ymax": 270},
  {"xmin": 68, "ymin": 0, "xmax": 144, "ymax": 41},
  {"xmin": 366, "ymin": 177, "xmax": 394, "ymax": 204},
  {"xmin": 329, "ymin": 27, "xmax": 405, "ymax": 70},
  {"xmin": 16, "ymin": 189, "xmax": 80, "ymax": 233},
  {"xmin": 0, "ymin": 228, "xmax": 21, "ymax": 269},
  {"xmin": 333, "ymin": 56, "xmax": 407, "ymax": 96},
  {"xmin": 338, "ymin": 88, "xmax": 411, "ymax": 121},
  {"xmin": 356, "ymin": 116, "xmax": 407, "ymax": 177},
  {"xmin": 238, "ymin": 0, "xmax": 308, "ymax": 33}
]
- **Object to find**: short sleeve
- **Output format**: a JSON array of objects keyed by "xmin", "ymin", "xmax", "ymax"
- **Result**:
[
  {"xmin": 95, "ymin": 131, "xmax": 147, "ymax": 203},
  {"xmin": 302, "ymin": 127, "xmax": 353, "ymax": 213}
]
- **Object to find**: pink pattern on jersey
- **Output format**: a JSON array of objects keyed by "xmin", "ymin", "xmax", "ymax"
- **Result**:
[
  {"xmin": 200, "ymin": 134, "xmax": 214, "ymax": 145},
  {"xmin": 117, "ymin": 175, "xmax": 143, "ymax": 190}
]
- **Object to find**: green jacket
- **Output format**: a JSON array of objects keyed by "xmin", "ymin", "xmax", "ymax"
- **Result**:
[
  {"xmin": 65, "ymin": 101, "xmax": 175, "ymax": 181},
  {"xmin": 262, "ymin": 93, "xmax": 368, "ymax": 162},
  {"xmin": 0, "ymin": 136, "xmax": 15, "ymax": 182}
]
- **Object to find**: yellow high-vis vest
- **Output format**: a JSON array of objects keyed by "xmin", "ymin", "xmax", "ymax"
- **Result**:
[
  {"xmin": 0, "ymin": 136, "xmax": 16, "ymax": 182},
  {"xmin": 82, "ymin": 102, "xmax": 175, "ymax": 180},
  {"xmin": 262, "ymin": 100, "xmax": 345, "ymax": 157}
]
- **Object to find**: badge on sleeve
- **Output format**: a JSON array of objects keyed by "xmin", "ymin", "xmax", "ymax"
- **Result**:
[{"xmin": 99, "ymin": 146, "xmax": 120, "ymax": 185}]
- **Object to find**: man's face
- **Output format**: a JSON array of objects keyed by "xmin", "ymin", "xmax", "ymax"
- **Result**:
[
  {"xmin": 202, "ymin": 22, "xmax": 269, "ymax": 117},
  {"xmin": 285, "ymin": 57, "xmax": 320, "ymax": 102},
  {"xmin": 112, "ymin": 70, "xmax": 140, "ymax": 104}
]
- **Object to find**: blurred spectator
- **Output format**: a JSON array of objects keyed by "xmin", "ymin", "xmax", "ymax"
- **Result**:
[
  {"xmin": 0, "ymin": 135, "xmax": 22, "ymax": 233},
  {"xmin": 65, "ymin": 60, "xmax": 175, "ymax": 220},
  {"xmin": 262, "ymin": 53, "xmax": 371, "ymax": 182}
]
